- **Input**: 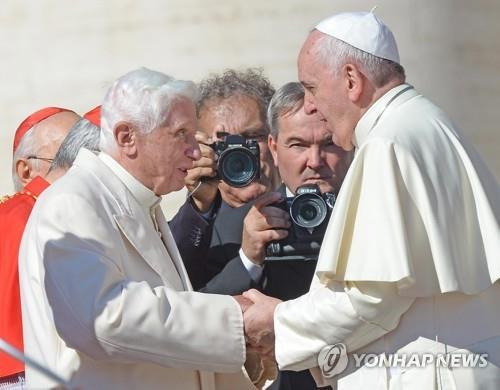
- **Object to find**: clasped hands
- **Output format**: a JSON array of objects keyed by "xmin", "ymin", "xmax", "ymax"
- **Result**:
[
  {"xmin": 234, "ymin": 191, "xmax": 290, "ymax": 358},
  {"xmin": 234, "ymin": 290, "xmax": 282, "ymax": 359}
]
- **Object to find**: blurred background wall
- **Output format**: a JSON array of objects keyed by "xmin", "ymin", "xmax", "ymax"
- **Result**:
[{"xmin": 1, "ymin": 0, "xmax": 499, "ymax": 217}]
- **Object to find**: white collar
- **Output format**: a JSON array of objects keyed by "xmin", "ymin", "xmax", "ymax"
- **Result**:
[
  {"xmin": 353, "ymin": 83, "xmax": 414, "ymax": 148},
  {"xmin": 99, "ymin": 152, "xmax": 161, "ymax": 213}
]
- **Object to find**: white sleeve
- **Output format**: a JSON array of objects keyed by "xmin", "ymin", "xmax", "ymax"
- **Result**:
[
  {"xmin": 274, "ymin": 280, "xmax": 415, "ymax": 371},
  {"xmin": 239, "ymin": 248, "xmax": 264, "ymax": 282},
  {"xmin": 36, "ymin": 192, "xmax": 246, "ymax": 373}
]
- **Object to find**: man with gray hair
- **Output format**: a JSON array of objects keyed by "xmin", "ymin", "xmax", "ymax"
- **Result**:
[
  {"xmin": 235, "ymin": 82, "xmax": 353, "ymax": 390},
  {"xmin": 48, "ymin": 117, "xmax": 100, "ymax": 174},
  {"xmin": 170, "ymin": 68, "xmax": 279, "ymax": 294},
  {"xmin": 241, "ymin": 81, "xmax": 352, "ymax": 274},
  {"xmin": 19, "ymin": 68, "xmax": 255, "ymax": 390},
  {"xmin": 243, "ymin": 11, "xmax": 500, "ymax": 390}
]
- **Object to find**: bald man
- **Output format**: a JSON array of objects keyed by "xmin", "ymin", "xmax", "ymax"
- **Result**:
[
  {"xmin": 0, "ymin": 108, "xmax": 79, "ymax": 389},
  {"xmin": 11, "ymin": 108, "xmax": 79, "ymax": 191}
]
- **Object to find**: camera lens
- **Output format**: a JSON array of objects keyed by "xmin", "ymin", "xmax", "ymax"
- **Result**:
[
  {"xmin": 300, "ymin": 203, "xmax": 318, "ymax": 221},
  {"xmin": 219, "ymin": 148, "xmax": 258, "ymax": 187},
  {"xmin": 290, "ymin": 194, "xmax": 327, "ymax": 228}
]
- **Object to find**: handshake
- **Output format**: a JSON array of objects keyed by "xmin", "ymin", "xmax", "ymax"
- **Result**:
[{"xmin": 234, "ymin": 290, "xmax": 282, "ymax": 360}]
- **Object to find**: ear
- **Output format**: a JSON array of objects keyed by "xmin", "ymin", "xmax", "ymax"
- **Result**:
[
  {"xmin": 268, "ymin": 134, "xmax": 279, "ymax": 167},
  {"xmin": 15, "ymin": 158, "xmax": 33, "ymax": 188},
  {"xmin": 343, "ymin": 63, "xmax": 364, "ymax": 103},
  {"xmin": 114, "ymin": 122, "xmax": 137, "ymax": 155}
]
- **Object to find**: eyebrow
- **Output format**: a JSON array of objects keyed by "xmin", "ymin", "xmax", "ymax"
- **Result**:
[
  {"xmin": 283, "ymin": 136, "xmax": 309, "ymax": 145},
  {"xmin": 282, "ymin": 136, "xmax": 333, "ymax": 145},
  {"xmin": 171, "ymin": 121, "xmax": 195, "ymax": 133},
  {"xmin": 301, "ymin": 81, "xmax": 315, "ymax": 89}
]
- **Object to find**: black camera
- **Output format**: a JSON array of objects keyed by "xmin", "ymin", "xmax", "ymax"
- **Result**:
[
  {"xmin": 209, "ymin": 134, "xmax": 260, "ymax": 188},
  {"xmin": 266, "ymin": 184, "xmax": 336, "ymax": 261}
]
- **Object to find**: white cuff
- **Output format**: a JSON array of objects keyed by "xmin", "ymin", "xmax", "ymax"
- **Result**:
[{"xmin": 239, "ymin": 248, "xmax": 264, "ymax": 282}]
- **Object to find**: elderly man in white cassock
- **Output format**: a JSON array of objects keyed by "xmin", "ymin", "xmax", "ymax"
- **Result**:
[
  {"xmin": 18, "ymin": 68, "xmax": 257, "ymax": 390},
  {"xmin": 242, "ymin": 11, "xmax": 500, "ymax": 390}
]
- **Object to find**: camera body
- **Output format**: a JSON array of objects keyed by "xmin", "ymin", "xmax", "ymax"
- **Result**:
[
  {"xmin": 210, "ymin": 134, "xmax": 260, "ymax": 188},
  {"xmin": 266, "ymin": 184, "xmax": 336, "ymax": 261}
]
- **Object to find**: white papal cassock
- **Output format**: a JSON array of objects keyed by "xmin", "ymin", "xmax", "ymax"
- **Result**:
[
  {"xmin": 19, "ymin": 150, "xmax": 255, "ymax": 390},
  {"xmin": 274, "ymin": 84, "xmax": 500, "ymax": 389}
]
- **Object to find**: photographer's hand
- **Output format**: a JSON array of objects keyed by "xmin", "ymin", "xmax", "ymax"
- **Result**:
[
  {"xmin": 219, "ymin": 180, "xmax": 270, "ymax": 208},
  {"xmin": 186, "ymin": 132, "xmax": 219, "ymax": 213},
  {"xmin": 241, "ymin": 192, "xmax": 290, "ymax": 265}
]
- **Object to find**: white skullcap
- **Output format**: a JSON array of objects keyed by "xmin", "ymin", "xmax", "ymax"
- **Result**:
[{"xmin": 315, "ymin": 10, "xmax": 400, "ymax": 64}]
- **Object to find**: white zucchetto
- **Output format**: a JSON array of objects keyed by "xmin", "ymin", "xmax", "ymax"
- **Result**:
[{"xmin": 315, "ymin": 11, "xmax": 400, "ymax": 64}]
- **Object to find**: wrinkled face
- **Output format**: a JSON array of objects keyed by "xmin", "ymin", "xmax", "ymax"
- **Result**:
[
  {"xmin": 298, "ymin": 31, "xmax": 357, "ymax": 151},
  {"xmin": 135, "ymin": 98, "xmax": 200, "ymax": 195},
  {"xmin": 269, "ymin": 106, "xmax": 353, "ymax": 194},
  {"xmin": 199, "ymin": 95, "xmax": 277, "ymax": 204}
]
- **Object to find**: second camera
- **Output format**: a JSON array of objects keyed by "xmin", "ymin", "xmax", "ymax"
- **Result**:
[{"xmin": 209, "ymin": 134, "xmax": 260, "ymax": 187}]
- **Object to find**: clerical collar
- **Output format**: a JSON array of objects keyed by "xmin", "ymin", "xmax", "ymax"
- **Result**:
[
  {"xmin": 99, "ymin": 152, "xmax": 161, "ymax": 212},
  {"xmin": 353, "ymin": 83, "xmax": 414, "ymax": 148}
]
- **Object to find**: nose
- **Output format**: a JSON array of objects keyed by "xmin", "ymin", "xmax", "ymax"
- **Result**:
[
  {"xmin": 186, "ymin": 134, "xmax": 201, "ymax": 161},
  {"xmin": 307, "ymin": 145, "xmax": 323, "ymax": 170},
  {"xmin": 303, "ymin": 93, "xmax": 317, "ymax": 115}
]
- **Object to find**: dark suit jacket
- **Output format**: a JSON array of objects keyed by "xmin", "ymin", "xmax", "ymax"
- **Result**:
[
  {"xmin": 169, "ymin": 193, "xmax": 260, "ymax": 294},
  {"xmin": 169, "ymin": 187, "xmax": 323, "ymax": 390}
]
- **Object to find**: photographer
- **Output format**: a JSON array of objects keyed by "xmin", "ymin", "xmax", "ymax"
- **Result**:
[
  {"xmin": 241, "ymin": 82, "xmax": 353, "ymax": 302},
  {"xmin": 237, "ymin": 83, "xmax": 353, "ymax": 390},
  {"xmin": 169, "ymin": 69, "xmax": 279, "ymax": 293},
  {"xmin": 239, "ymin": 82, "xmax": 353, "ymax": 390},
  {"xmin": 170, "ymin": 81, "xmax": 352, "ymax": 389}
]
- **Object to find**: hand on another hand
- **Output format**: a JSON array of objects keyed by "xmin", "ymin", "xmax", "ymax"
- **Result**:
[
  {"xmin": 233, "ymin": 294, "xmax": 254, "ymax": 313},
  {"xmin": 242, "ymin": 289, "xmax": 282, "ymax": 359}
]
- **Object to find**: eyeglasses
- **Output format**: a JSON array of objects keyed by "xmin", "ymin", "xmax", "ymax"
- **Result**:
[{"xmin": 26, "ymin": 156, "xmax": 54, "ymax": 163}]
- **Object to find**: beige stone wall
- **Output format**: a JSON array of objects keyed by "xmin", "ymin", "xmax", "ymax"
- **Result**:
[{"xmin": 1, "ymin": 0, "xmax": 498, "ymax": 217}]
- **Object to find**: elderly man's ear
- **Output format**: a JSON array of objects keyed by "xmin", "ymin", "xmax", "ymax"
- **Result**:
[
  {"xmin": 114, "ymin": 122, "xmax": 137, "ymax": 156},
  {"xmin": 15, "ymin": 158, "xmax": 34, "ymax": 187},
  {"xmin": 343, "ymin": 63, "xmax": 364, "ymax": 103}
]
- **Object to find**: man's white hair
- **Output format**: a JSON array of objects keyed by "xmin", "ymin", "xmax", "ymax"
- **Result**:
[
  {"xmin": 100, "ymin": 67, "xmax": 198, "ymax": 153},
  {"xmin": 313, "ymin": 32, "xmax": 406, "ymax": 87}
]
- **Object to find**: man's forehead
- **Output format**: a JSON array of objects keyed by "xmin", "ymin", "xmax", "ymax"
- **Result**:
[
  {"xmin": 200, "ymin": 95, "xmax": 263, "ymax": 133},
  {"xmin": 298, "ymin": 32, "xmax": 325, "ymax": 78},
  {"xmin": 280, "ymin": 111, "xmax": 329, "ymax": 138},
  {"xmin": 298, "ymin": 56, "xmax": 317, "ymax": 85},
  {"xmin": 165, "ymin": 99, "xmax": 196, "ymax": 122},
  {"xmin": 166, "ymin": 116, "xmax": 196, "ymax": 134},
  {"xmin": 204, "ymin": 95, "xmax": 260, "ymax": 115}
]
